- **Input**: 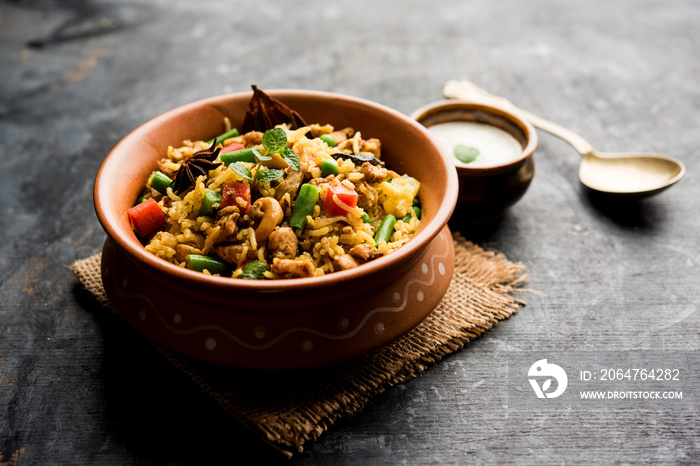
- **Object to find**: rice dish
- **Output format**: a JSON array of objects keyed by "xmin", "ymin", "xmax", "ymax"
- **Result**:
[{"xmin": 128, "ymin": 119, "xmax": 421, "ymax": 279}]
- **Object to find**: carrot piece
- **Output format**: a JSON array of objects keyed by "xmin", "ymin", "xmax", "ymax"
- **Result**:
[
  {"xmin": 220, "ymin": 181, "xmax": 251, "ymax": 213},
  {"xmin": 323, "ymin": 184, "xmax": 358, "ymax": 217},
  {"xmin": 221, "ymin": 142, "xmax": 245, "ymax": 153},
  {"xmin": 127, "ymin": 197, "xmax": 165, "ymax": 237}
]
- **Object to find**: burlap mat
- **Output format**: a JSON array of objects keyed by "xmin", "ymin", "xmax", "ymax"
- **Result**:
[{"xmin": 71, "ymin": 233, "xmax": 527, "ymax": 459}]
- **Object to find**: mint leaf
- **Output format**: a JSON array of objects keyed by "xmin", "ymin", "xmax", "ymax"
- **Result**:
[
  {"xmin": 262, "ymin": 127, "xmax": 287, "ymax": 153},
  {"xmin": 256, "ymin": 151, "xmax": 272, "ymax": 162},
  {"xmin": 256, "ymin": 167, "xmax": 284, "ymax": 183},
  {"xmin": 250, "ymin": 148, "xmax": 263, "ymax": 160},
  {"xmin": 239, "ymin": 260, "xmax": 267, "ymax": 280},
  {"xmin": 230, "ymin": 162, "xmax": 253, "ymax": 180},
  {"xmin": 454, "ymin": 145, "xmax": 479, "ymax": 164},
  {"xmin": 283, "ymin": 147, "xmax": 300, "ymax": 171}
]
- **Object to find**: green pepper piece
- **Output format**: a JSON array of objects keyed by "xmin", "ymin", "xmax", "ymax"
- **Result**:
[{"xmin": 289, "ymin": 184, "xmax": 319, "ymax": 230}]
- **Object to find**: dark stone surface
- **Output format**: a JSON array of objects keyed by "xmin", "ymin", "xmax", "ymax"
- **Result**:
[{"xmin": 1, "ymin": 0, "xmax": 698, "ymax": 464}]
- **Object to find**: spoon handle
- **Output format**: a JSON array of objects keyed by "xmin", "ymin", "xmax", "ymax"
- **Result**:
[{"xmin": 443, "ymin": 80, "xmax": 595, "ymax": 156}]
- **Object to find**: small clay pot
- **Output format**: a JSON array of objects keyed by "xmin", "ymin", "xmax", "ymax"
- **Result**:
[
  {"xmin": 411, "ymin": 100, "xmax": 538, "ymax": 222},
  {"xmin": 94, "ymin": 89, "xmax": 459, "ymax": 370}
]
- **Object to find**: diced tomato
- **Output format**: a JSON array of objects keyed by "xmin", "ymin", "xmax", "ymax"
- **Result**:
[
  {"xmin": 127, "ymin": 197, "xmax": 165, "ymax": 237},
  {"xmin": 221, "ymin": 143, "xmax": 245, "ymax": 153},
  {"xmin": 220, "ymin": 181, "xmax": 251, "ymax": 213},
  {"xmin": 323, "ymin": 184, "xmax": 358, "ymax": 217}
]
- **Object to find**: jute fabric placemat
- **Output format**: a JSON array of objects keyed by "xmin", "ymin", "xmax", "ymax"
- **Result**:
[{"xmin": 71, "ymin": 233, "xmax": 527, "ymax": 458}]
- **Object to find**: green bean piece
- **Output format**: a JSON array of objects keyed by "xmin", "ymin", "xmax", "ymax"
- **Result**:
[
  {"xmin": 361, "ymin": 212, "xmax": 371, "ymax": 224},
  {"xmin": 400, "ymin": 207, "xmax": 421, "ymax": 223},
  {"xmin": 136, "ymin": 194, "xmax": 151, "ymax": 204},
  {"xmin": 319, "ymin": 134, "xmax": 336, "ymax": 147},
  {"xmin": 401, "ymin": 206, "xmax": 422, "ymax": 223},
  {"xmin": 206, "ymin": 128, "xmax": 240, "ymax": 146},
  {"xmin": 289, "ymin": 184, "xmax": 319, "ymax": 230},
  {"xmin": 198, "ymin": 190, "xmax": 222, "ymax": 217},
  {"xmin": 374, "ymin": 214, "xmax": 396, "ymax": 246},
  {"xmin": 319, "ymin": 158, "xmax": 339, "ymax": 177},
  {"xmin": 185, "ymin": 254, "xmax": 228, "ymax": 275},
  {"xmin": 220, "ymin": 148, "xmax": 257, "ymax": 166},
  {"xmin": 149, "ymin": 171, "xmax": 174, "ymax": 195},
  {"xmin": 413, "ymin": 196, "xmax": 421, "ymax": 207}
]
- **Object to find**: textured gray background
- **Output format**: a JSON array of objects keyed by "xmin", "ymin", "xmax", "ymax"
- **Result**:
[{"xmin": 1, "ymin": 0, "xmax": 698, "ymax": 464}]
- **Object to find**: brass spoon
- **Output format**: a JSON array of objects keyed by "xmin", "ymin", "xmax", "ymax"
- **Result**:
[{"xmin": 443, "ymin": 80, "xmax": 685, "ymax": 198}]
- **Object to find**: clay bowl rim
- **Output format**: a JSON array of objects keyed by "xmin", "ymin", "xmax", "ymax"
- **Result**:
[
  {"xmin": 410, "ymin": 99, "xmax": 538, "ymax": 175},
  {"xmin": 94, "ymin": 89, "xmax": 459, "ymax": 294}
]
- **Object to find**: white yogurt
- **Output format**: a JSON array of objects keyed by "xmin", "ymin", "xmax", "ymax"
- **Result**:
[{"xmin": 428, "ymin": 121, "xmax": 523, "ymax": 168}]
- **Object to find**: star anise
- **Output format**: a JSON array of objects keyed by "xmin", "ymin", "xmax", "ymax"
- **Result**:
[
  {"xmin": 241, "ymin": 84, "xmax": 308, "ymax": 133},
  {"xmin": 173, "ymin": 141, "xmax": 222, "ymax": 193}
]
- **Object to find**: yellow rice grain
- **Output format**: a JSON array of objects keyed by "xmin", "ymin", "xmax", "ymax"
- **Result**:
[{"xmin": 308, "ymin": 226, "xmax": 331, "ymax": 237}]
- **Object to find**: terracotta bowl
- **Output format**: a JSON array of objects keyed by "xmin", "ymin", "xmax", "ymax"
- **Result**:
[
  {"xmin": 411, "ymin": 100, "xmax": 537, "ymax": 222},
  {"xmin": 94, "ymin": 89, "xmax": 459, "ymax": 370}
]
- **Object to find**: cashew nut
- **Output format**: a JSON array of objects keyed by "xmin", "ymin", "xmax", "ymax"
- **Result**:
[
  {"xmin": 258, "ymin": 150, "xmax": 289, "ymax": 169},
  {"xmin": 252, "ymin": 197, "xmax": 284, "ymax": 243}
]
